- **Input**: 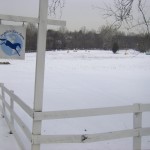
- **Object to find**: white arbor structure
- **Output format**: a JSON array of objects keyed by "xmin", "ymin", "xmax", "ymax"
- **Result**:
[
  {"xmin": 0, "ymin": 0, "xmax": 66, "ymax": 150},
  {"xmin": 0, "ymin": 1, "xmax": 150, "ymax": 150}
]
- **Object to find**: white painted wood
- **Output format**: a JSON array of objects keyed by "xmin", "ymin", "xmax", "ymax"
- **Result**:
[
  {"xmin": 85, "ymin": 129, "xmax": 139, "ymax": 143},
  {"xmin": 34, "ymin": 105, "xmax": 135, "ymax": 120},
  {"xmin": 32, "ymin": 134, "xmax": 82, "ymax": 144},
  {"xmin": 133, "ymin": 104, "xmax": 142, "ymax": 150},
  {"xmin": 10, "ymin": 92, "xmax": 34, "ymax": 117},
  {"xmin": 0, "ymin": 83, "xmax": 5, "ymax": 118},
  {"xmin": 5, "ymin": 114, "xmax": 26, "ymax": 150},
  {"xmin": 0, "ymin": 83, "xmax": 3, "ymax": 112},
  {"xmin": 0, "ymin": 86, "xmax": 3, "ymax": 112},
  {"xmin": 0, "ymin": 14, "xmax": 38, "ymax": 24},
  {"xmin": 140, "ymin": 104, "xmax": 150, "ymax": 112},
  {"xmin": 140, "ymin": 127, "xmax": 150, "ymax": 136},
  {"xmin": 1, "ymin": 84, "xmax": 150, "ymax": 149},
  {"xmin": 0, "ymin": 14, "xmax": 66, "ymax": 26},
  {"xmin": 2, "ymin": 86, "xmax": 33, "ymax": 117},
  {"xmin": 32, "ymin": 127, "xmax": 150, "ymax": 144},
  {"xmin": 3, "ymin": 98, "xmax": 32, "ymax": 141},
  {"xmin": 0, "ymin": 104, "xmax": 2, "ymax": 112},
  {"xmin": 32, "ymin": 0, "xmax": 48, "ymax": 150},
  {"xmin": 32, "ymin": 129, "xmax": 139, "ymax": 144},
  {"xmin": 47, "ymin": 19, "xmax": 66, "ymax": 26},
  {"xmin": 10, "ymin": 90, "xmax": 14, "ymax": 134}
]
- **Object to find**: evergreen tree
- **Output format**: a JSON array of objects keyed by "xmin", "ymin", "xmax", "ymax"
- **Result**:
[{"xmin": 112, "ymin": 42, "xmax": 119, "ymax": 54}]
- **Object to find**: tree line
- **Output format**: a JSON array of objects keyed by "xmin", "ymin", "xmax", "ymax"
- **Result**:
[{"xmin": 26, "ymin": 23, "xmax": 150, "ymax": 52}]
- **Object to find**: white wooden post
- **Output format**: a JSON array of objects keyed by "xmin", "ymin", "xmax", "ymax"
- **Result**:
[
  {"xmin": 0, "ymin": 83, "xmax": 5, "ymax": 118},
  {"xmin": 133, "ymin": 104, "xmax": 142, "ymax": 150},
  {"xmin": 32, "ymin": 0, "xmax": 48, "ymax": 150},
  {"xmin": 10, "ymin": 90, "xmax": 14, "ymax": 134}
]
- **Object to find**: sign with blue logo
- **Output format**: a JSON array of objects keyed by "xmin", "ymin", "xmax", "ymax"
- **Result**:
[{"xmin": 0, "ymin": 25, "xmax": 26, "ymax": 59}]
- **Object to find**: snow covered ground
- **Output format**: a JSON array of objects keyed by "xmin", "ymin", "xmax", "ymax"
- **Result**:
[{"xmin": 0, "ymin": 50, "xmax": 150, "ymax": 150}]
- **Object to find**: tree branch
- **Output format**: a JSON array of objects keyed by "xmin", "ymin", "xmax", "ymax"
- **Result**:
[
  {"xmin": 138, "ymin": 0, "xmax": 150, "ymax": 33},
  {"xmin": 99, "ymin": 0, "xmax": 150, "ymax": 33},
  {"xmin": 48, "ymin": 0, "xmax": 65, "ymax": 17}
]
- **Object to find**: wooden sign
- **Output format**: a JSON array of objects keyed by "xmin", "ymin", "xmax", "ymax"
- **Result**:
[{"xmin": 0, "ymin": 25, "xmax": 26, "ymax": 59}]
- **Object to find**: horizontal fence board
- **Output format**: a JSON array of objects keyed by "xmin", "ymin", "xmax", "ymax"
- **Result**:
[
  {"xmin": 0, "ymin": 104, "xmax": 2, "ymax": 112},
  {"xmin": 0, "ymin": 14, "xmax": 66, "ymax": 26},
  {"xmin": 84, "ymin": 129, "xmax": 138, "ymax": 143},
  {"xmin": 140, "ymin": 127, "xmax": 150, "ymax": 136},
  {"xmin": 4, "ymin": 114, "xmax": 26, "ymax": 150},
  {"xmin": 34, "ymin": 105, "xmax": 137, "ymax": 120},
  {"xmin": 140, "ymin": 104, "xmax": 150, "ymax": 112},
  {"xmin": 2, "ymin": 86, "xmax": 33, "ymax": 118},
  {"xmin": 32, "ymin": 129, "xmax": 139, "ymax": 144},
  {"xmin": 3, "ymin": 99, "xmax": 32, "ymax": 141},
  {"xmin": 11, "ymin": 93, "xmax": 34, "ymax": 118},
  {"xmin": 32, "ymin": 134, "xmax": 82, "ymax": 144}
]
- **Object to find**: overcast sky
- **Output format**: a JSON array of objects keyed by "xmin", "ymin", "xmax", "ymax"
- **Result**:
[
  {"xmin": 0, "ymin": 0, "xmax": 114, "ymax": 31},
  {"xmin": 0, "ymin": 0, "xmax": 150, "ymax": 32}
]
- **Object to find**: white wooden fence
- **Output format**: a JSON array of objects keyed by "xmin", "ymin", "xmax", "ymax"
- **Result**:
[{"xmin": 0, "ymin": 83, "xmax": 150, "ymax": 150}]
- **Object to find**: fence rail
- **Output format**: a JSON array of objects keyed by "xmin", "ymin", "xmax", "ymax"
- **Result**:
[
  {"xmin": 0, "ymin": 83, "xmax": 32, "ymax": 150},
  {"xmin": 32, "ymin": 127, "xmax": 150, "ymax": 144},
  {"xmin": 33, "ymin": 104, "xmax": 150, "ymax": 120},
  {"xmin": 0, "ymin": 83, "xmax": 150, "ymax": 150}
]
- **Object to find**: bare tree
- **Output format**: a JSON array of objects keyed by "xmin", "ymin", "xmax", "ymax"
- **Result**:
[
  {"xmin": 48, "ymin": 0, "xmax": 65, "ymax": 17},
  {"xmin": 100, "ymin": 0, "xmax": 150, "ymax": 34},
  {"xmin": 137, "ymin": 0, "xmax": 150, "ymax": 33}
]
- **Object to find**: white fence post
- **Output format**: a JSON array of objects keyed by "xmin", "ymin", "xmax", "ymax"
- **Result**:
[
  {"xmin": 133, "ymin": 104, "xmax": 142, "ymax": 150},
  {"xmin": 1, "ymin": 83, "xmax": 5, "ymax": 118},
  {"xmin": 10, "ymin": 90, "xmax": 14, "ymax": 134},
  {"xmin": 32, "ymin": 0, "xmax": 48, "ymax": 150}
]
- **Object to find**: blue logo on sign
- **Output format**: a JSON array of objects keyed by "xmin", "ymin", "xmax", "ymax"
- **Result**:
[{"xmin": 0, "ymin": 30, "xmax": 24, "ymax": 56}]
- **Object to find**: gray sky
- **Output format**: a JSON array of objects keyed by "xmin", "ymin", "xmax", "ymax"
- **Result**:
[
  {"xmin": 0, "ymin": 0, "xmax": 113, "ymax": 31},
  {"xmin": 0, "ymin": 0, "xmax": 150, "ymax": 32},
  {"xmin": 61, "ymin": 0, "xmax": 109, "ymax": 31}
]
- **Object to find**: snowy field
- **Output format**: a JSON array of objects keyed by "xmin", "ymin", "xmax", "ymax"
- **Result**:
[{"xmin": 0, "ymin": 50, "xmax": 150, "ymax": 150}]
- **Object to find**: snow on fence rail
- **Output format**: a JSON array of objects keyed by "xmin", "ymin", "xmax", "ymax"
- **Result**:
[{"xmin": 0, "ymin": 83, "xmax": 150, "ymax": 150}]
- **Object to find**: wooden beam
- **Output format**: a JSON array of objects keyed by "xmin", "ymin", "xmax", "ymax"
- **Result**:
[
  {"xmin": 0, "ymin": 14, "xmax": 66, "ymax": 26},
  {"xmin": 32, "ymin": 0, "xmax": 48, "ymax": 150},
  {"xmin": 47, "ymin": 19, "xmax": 66, "ymax": 26},
  {"xmin": 0, "ymin": 14, "xmax": 38, "ymax": 24}
]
